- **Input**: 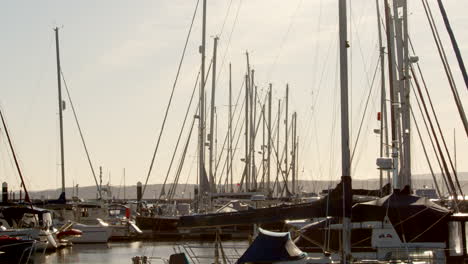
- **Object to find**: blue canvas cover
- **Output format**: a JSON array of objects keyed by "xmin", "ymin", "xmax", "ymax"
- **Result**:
[{"xmin": 237, "ymin": 228, "xmax": 305, "ymax": 264}]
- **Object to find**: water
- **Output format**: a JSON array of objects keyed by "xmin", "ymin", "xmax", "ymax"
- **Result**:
[{"xmin": 31, "ymin": 241, "xmax": 248, "ymax": 264}]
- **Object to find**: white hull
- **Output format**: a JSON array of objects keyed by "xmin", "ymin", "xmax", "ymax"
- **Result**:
[{"xmin": 69, "ymin": 223, "xmax": 112, "ymax": 243}]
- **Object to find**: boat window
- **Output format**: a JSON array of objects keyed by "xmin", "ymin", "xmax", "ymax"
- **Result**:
[
  {"xmin": 449, "ymin": 221, "xmax": 463, "ymax": 256},
  {"xmin": 109, "ymin": 209, "xmax": 123, "ymax": 217},
  {"xmin": 81, "ymin": 208, "xmax": 89, "ymax": 217}
]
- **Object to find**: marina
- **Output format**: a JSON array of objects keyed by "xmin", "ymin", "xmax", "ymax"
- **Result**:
[{"xmin": 0, "ymin": 0, "xmax": 467, "ymax": 263}]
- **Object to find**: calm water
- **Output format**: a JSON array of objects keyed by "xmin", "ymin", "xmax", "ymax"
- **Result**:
[{"xmin": 31, "ymin": 241, "xmax": 248, "ymax": 264}]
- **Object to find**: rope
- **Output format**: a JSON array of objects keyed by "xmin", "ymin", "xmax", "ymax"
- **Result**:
[
  {"xmin": 421, "ymin": 0, "xmax": 468, "ymax": 138},
  {"xmin": 158, "ymin": 69, "xmax": 200, "ymax": 201},
  {"xmin": 167, "ymin": 109, "xmax": 197, "ymax": 201},
  {"xmin": 350, "ymin": 57, "xmax": 379, "ymax": 162},
  {"xmin": 411, "ymin": 66, "xmax": 460, "ymax": 207},
  {"xmin": 0, "ymin": 107, "xmax": 33, "ymax": 206},
  {"xmin": 436, "ymin": 0, "xmax": 468, "ymax": 92},
  {"xmin": 61, "ymin": 71, "xmax": 101, "ymax": 198},
  {"xmin": 408, "ymin": 23, "xmax": 463, "ymax": 197},
  {"xmin": 409, "ymin": 106, "xmax": 442, "ymax": 198},
  {"xmin": 410, "ymin": 64, "xmax": 451, "ymax": 198},
  {"xmin": 142, "ymin": 0, "xmax": 200, "ymax": 196}
]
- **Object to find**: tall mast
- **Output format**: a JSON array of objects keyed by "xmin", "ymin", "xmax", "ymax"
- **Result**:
[
  {"xmin": 209, "ymin": 37, "xmax": 218, "ymax": 194},
  {"xmin": 338, "ymin": 0, "xmax": 352, "ymax": 261},
  {"xmin": 392, "ymin": 0, "xmax": 410, "ymax": 189},
  {"xmin": 291, "ymin": 112, "xmax": 297, "ymax": 195},
  {"xmin": 245, "ymin": 52, "xmax": 251, "ymax": 191},
  {"xmin": 276, "ymin": 99, "xmax": 281, "ymax": 197},
  {"xmin": 267, "ymin": 84, "xmax": 272, "ymax": 195},
  {"xmin": 229, "ymin": 63, "xmax": 233, "ymax": 192},
  {"xmin": 198, "ymin": 0, "xmax": 207, "ymax": 199},
  {"xmin": 123, "ymin": 168, "xmax": 126, "ymax": 201},
  {"xmin": 284, "ymin": 84, "xmax": 289, "ymax": 195},
  {"xmin": 384, "ymin": 0, "xmax": 400, "ymax": 190},
  {"xmin": 54, "ymin": 27, "xmax": 66, "ymax": 195},
  {"xmin": 261, "ymin": 104, "xmax": 266, "ymax": 191},
  {"xmin": 250, "ymin": 70, "xmax": 256, "ymax": 190},
  {"xmin": 402, "ymin": 0, "xmax": 411, "ymax": 189},
  {"xmin": 244, "ymin": 74, "xmax": 250, "ymax": 192},
  {"xmin": 375, "ymin": 0, "xmax": 390, "ymax": 194}
]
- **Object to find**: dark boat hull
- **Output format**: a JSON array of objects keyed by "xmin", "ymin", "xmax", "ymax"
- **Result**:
[{"xmin": 0, "ymin": 237, "xmax": 35, "ymax": 264}]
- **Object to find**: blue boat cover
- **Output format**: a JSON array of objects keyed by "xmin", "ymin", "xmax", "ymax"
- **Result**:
[{"xmin": 237, "ymin": 228, "xmax": 305, "ymax": 264}]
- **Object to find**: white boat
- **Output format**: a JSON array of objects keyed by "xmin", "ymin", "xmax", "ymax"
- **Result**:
[
  {"xmin": 67, "ymin": 219, "xmax": 112, "ymax": 244},
  {"xmin": 0, "ymin": 206, "xmax": 63, "ymax": 251}
]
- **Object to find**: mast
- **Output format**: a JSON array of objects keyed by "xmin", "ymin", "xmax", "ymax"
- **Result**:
[
  {"xmin": 244, "ymin": 74, "xmax": 250, "ymax": 192},
  {"xmin": 54, "ymin": 27, "xmax": 66, "ymax": 195},
  {"xmin": 375, "ymin": 0, "xmax": 390, "ymax": 194},
  {"xmin": 392, "ymin": 0, "xmax": 411, "ymax": 189},
  {"xmin": 123, "ymin": 168, "xmax": 126, "ymax": 201},
  {"xmin": 291, "ymin": 112, "xmax": 297, "ymax": 195},
  {"xmin": 338, "ymin": 0, "xmax": 352, "ymax": 261},
  {"xmin": 262, "ymin": 104, "xmax": 266, "ymax": 191},
  {"xmin": 250, "ymin": 70, "xmax": 256, "ymax": 190},
  {"xmin": 267, "ymin": 84, "xmax": 272, "ymax": 195},
  {"xmin": 276, "ymin": 99, "xmax": 281, "ymax": 197},
  {"xmin": 198, "ymin": 0, "xmax": 207, "ymax": 201},
  {"xmin": 209, "ymin": 37, "xmax": 218, "ymax": 194},
  {"xmin": 384, "ymin": 0, "xmax": 400, "ymax": 190},
  {"xmin": 284, "ymin": 84, "xmax": 289, "ymax": 195},
  {"xmin": 229, "ymin": 63, "xmax": 233, "ymax": 192},
  {"xmin": 402, "ymin": 0, "xmax": 411, "ymax": 189}
]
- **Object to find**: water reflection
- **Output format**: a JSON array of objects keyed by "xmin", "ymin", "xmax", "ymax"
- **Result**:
[
  {"xmin": 32, "ymin": 242, "xmax": 177, "ymax": 264},
  {"xmin": 30, "ymin": 241, "xmax": 247, "ymax": 264}
]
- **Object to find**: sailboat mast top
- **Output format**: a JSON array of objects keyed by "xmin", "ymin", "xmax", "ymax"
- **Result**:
[{"xmin": 54, "ymin": 27, "xmax": 66, "ymax": 195}]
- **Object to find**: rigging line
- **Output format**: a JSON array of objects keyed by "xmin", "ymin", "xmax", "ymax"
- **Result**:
[
  {"xmin": 142, "ymin": 0, "xmax": 200, "ymax": 196},
  {"xmin": 350, "ymin": 57, "xmax": 379, "ymax": 162},
  {"xmin": 181, "ymin": 151, "xmax": 197, "ymax": 198},
  {"xmin": 411, "ymin": 76, "xmax": 451, "ymax": 198},
  {"xmin": 216, "ymin": 82, "xmax": 268, "ymax": 188},
  {"xmin": 409, "ymin": 211, "xmax": 451, "ymax": 243},
  {"xmin": 217, "ymin": 99, "xmax": 245, "ymax": 188},
  {"xmin": 311, "ymin": 0, "xmax": 324, "ymax": 90},
  {"xmin": 168, "ymin": 113, "xmax": 197, "ymax": 201},
  {"xmin": 409, "ymin": 105, "xmax": 442, "ymax": 198},
  {"xmin": 215, "ymin": 0, "xmax": 243, "ymax": 89},
  {"xmin": 311, "ymin": 29, "xmax": 338, "ymax": 113},
  {"xmin": 266, "ymin": 0, "xmax": 304, "ymax": 80},
  {"xmin": 436, "ymin": 0, "xmax": 468, "ymax": 92},
  {"xmin": 158, "ymin": 69, "xmax": 200, "ymax": 201},
  {"xmin": 409, "ymin": 35, "xmax": 463, "ymax": 197},
  {"xmin": 214, "ymin": 78, "xmax": 245, "ymax": 178},
  {"xmin": 216, "ymin": 87, "xmax": 245, "ymax": 187},
  {"xmin": 421, "ymin": 0, "xmax": 468, "ymax": 137},
  {"xmin": 217, "ymin": 0, "xmax": 234, "ymax": 38},
  {"xmin": 60, "ymin": 70, "xmax": 100, "ymax": 198},
  {"xmin": 411, "ymin": 66, "xmax": 460, "ymax": 205},
  {"xmin": 0, "ymin": 107, "xmax": 33, "ymax": 207}
]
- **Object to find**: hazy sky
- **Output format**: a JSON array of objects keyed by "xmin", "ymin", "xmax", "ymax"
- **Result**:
[{"xmin": 0, "ymin": 0, "xmax": 466, "ymax": 195}]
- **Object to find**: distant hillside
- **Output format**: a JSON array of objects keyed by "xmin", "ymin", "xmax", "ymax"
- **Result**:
[{"xmin": 25, "ymin": 172, "xmax": 467, "ymax": 200}]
